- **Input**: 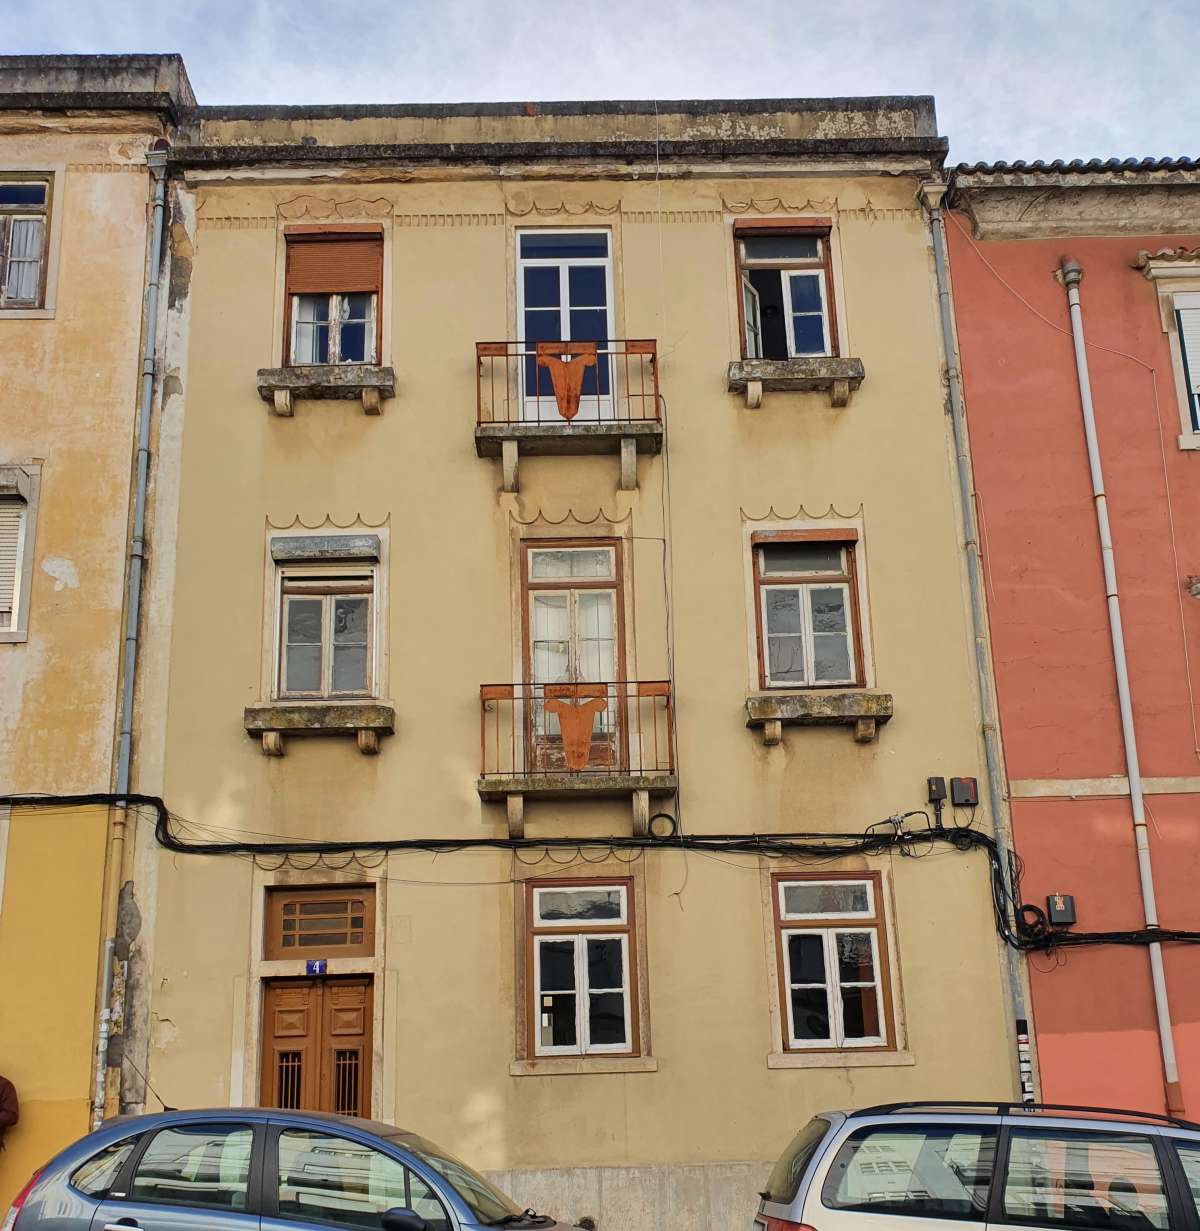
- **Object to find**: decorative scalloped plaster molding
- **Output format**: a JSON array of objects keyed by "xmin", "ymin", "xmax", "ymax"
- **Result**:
[
  {"xmin": 277, "ymin": 195, "xmax": 393, "ymax": 221},
  {"xmin": 722, "ymin": 195, "xmax": 839, "ymax": 214},
  {"xmin": 740, "ymin": 504, "xmax": 865, "ymax": 521},
  {"xmin": 507, "ymin": 506, "xmax": 633, "ymax": 527},
  {"xmin": 504, "ymin": 192, "xmax": 621, "ymax": 218},
  {"xmin": 265, "ymin": 513, "xmax": 391, "ymax": 531}
]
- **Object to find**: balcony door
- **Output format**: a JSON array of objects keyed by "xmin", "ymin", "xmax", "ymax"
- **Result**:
[
  {"xmin": 524, "ymin": 542, "xmax": 626, "ymax": 773},
  {"xmin": 517, "ymin": 230, "xmax": 613, "ymax": 423}
]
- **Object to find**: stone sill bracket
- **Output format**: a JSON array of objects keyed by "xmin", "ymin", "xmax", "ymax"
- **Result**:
[
  {"xmin": 256, "ymin": 365, "xmax": 397, "ymax": 417},
  {"xmin": 503, "ymin": 788, "xmax": 651, "ymax": 839},
  {"xmin": 244, "ymin": 702, "xmax": 396, "ymax": 756},
  {"xmin": 728, "ymin": 357, "xmax": 865, "ymax": 410},
  {"xmin": 745, "ymin": 690, "xmax": 894, "ymax": 746}
]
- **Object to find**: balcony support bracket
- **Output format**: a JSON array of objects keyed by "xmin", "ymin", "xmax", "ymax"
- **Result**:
[
  {"xmin": 261, "ymin": 731, "xmax": 285, "ymax": 757},
  {"xmin": 361, "ymin": 387, "xmax": 382, "ymax": 416},
  {"xmin": 619, "ymin": 436, "xmax": 638, "ymax": 491},
  {"xmin": 272, "ymin": 389, "xmax": 293, "ymax": 418},
  {"xmin": 631, "ymin": 789, "xmax": 650, "ymax": 836},
  {"xmin": 763, "ymin": 718, "xmax": 783, "ymax": 747},
  {"xmin": 502, "ymin": 439, "xmax": 520, "ymax": 493},
  {"xmin": 745, "ymin": 379, "xmax": 764, "ymax": 410},
  {"xmin": 506, "ymin": 794, "xmax": 525, "ymax": 839}
]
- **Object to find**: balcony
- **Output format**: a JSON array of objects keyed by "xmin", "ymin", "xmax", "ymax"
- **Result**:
[
  {"xmin": 475, "ymin": 340, "xmax": 663, "ymax": 491},
  {"xmin": 478, "ymin": 680, "xmax": 676, "ymax": 835}
]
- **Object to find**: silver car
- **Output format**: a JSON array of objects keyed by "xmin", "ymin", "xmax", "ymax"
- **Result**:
[
  {"xmin": 756, "ymin": 1100, "xmax": 1200, "ymax": 1231},
  {"xmin": 2, "ymin": 1108, "xmax": 562, "ymax": 1231}
]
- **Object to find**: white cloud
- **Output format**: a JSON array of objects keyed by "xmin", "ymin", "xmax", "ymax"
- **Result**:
[{"xmin": 6, "ymin": 0, "xmax": 1197, "ymax": 162}]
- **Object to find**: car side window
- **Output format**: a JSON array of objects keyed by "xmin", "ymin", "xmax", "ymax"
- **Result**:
[
  {"xmin": 1173, "ymin": 1140, "xmax": 1200, "ymax": 1216},
  {"xmin": 821, "ymin": 1124, "xmax": 996, "ymax": 1220},
  {"xmin": 276, "ymin": 1128, "xmax": 449, "ymax": 1230},
  {"xmin": 128, "ymin": 1123, "xmax": 254, "ymax": 1210},
  {"xmin": 71, "ymin": 1138, "xmax": 140, "ymax": 1196},
  {"xmin": 1002, "ymin": 1129, "xmax": 1169, "ymax": 1231}
]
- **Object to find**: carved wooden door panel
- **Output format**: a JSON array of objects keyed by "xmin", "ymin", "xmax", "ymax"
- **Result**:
[{"xmin": 261, "ymin": 978, "xmax": 372, "ymax": 1117}]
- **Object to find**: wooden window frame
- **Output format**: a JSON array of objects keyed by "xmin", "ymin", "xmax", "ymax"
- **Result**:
[
  {"xmin": 264, "ymin": 885, "xmax": 377, "ymax": 961},
  {"xmin": 282, "ymin": 227, "xmax": 383, "ymax": 368},
  {"xmin": 733, "ymin": 220, "xmax": 839, "ymax": 361},
  {"xmin": 771, "ymin": 871, "xmax": 896, "ymax": 1054},
  {"xmin": 275, "ymin": 565, "xmax": 377, "ymax": 701},
  {"xmin": 0, "ymin": 175, "xmax": 51, "ymax": 310},
  {"xmin": 1172, "ymin": 291, "xmax": 1200, "ymax": 435},
  {"xmin": 751, "ymin": 529, "xmax": 864, "ymax": 690},
  {"xmin": 525, "ymin": 877, "xmax": 640, "ymax": 1058}
]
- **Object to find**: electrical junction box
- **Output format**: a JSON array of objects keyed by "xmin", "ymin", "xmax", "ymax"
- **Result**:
[
  {"xmin": 950, "ymin": 776, "xmax": 979, "ymax": 807},
  {"xmin": 927, "ymin": 776, "xmax": 947, "ymax": 802},
  {"xmin": 1046, "ymin": 893, "xmax": 1077, "ymax": 926}
]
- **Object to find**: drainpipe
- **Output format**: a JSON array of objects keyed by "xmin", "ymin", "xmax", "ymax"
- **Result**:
[
  {"xmin": 1058, "ymin": 258, "xmax": 1182, "ymax": 1114},
  {"xmin": 919, "ymin": 183, "xmax": 1033, "ymax": 1096},
  {"xmin": 93, "ymin": 143, "xmax": 169, "ymax": 1129}
]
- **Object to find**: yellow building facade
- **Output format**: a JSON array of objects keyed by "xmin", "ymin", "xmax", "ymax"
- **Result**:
[
  {"xmin": 120, "ymin": 96, "xmax": 1023, "ymax": 1227},
  {"xmin": 0, "ymin": 55, "xmax": 193, "ymax": 1204}
]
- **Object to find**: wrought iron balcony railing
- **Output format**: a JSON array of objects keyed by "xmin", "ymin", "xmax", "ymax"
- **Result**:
[
  {"xmin": 476, "ymin": 340, "xmax": 660, "ymax": 427},
  {"xmin": 479, "ymin": 680, "xmax": 674, "ymax": 784}
]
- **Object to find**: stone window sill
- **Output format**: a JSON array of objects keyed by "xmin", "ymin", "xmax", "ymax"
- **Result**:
[
  {"xmin": 1178, "ymin": 433, "xmax": 1200, "ymax": 451},
  {"xmin": 745, "ymin": 690, "xmax": 894, "ymax": 745},
  {"xmin": 767, "ymin": 1049, "xmax": 913, "ymax": 1070},
  {"xmin": 244, "ymin": 701, "xmax": 395, "ymax": 757},
  {"xmin": 727, "ymin": 357, "xmax": 865, "ymax": 409},
  {"xmin": 0, "ymin": 307, "xmax": 55, "ymax": 321},
  {"xmin": 256, "ymin": 364, "xmax": 396, "ymax": 417},
  {"xmin": 510, "ymin": 1056, "xmax": 658, "ymax": 1077}
]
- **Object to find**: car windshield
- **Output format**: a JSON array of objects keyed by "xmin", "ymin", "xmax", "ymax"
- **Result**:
[{"xmin": 395, "ymin": 1134, "xmax": 523, "ymax": 1224}]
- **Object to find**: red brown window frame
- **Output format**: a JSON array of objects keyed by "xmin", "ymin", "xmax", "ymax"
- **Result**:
[
  {"xmin": 770, "ymin": 869, "xmax": 896, "ymax": 1054},
  {"xmin": 282, "ymin": 224, "xmax": 384, "ymax": 367},
  {"xmin": 264, "ymin": 884, "xmax": 377, "ymax": 961},
  {"xmin": 0, "ymin": 173, "xmax": 52, "ymax": 310},
  {"xmin": 524, "ymin": 876, "xmax": 641, "ymax": 1058},
  {"xmin": 751, "ymin": 528, "xmax": 865, "ymax": 690},
  {"xmin": 733, "ymin": 218, "xmax": 839, "ymax": 360}
]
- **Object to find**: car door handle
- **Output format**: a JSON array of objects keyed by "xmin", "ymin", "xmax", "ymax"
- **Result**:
[{"xmin": 104, "ymin": 1222, "xmax": 141, "ymax": 1230}]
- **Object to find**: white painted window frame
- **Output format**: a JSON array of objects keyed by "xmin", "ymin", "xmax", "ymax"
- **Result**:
[
  {"xmin": 515, "ymin": 228, "xmax": 615, "ymax": 421},
  {"xmin": 781, "ymin": 923, "xmax": 886, "ymax": 1050},
  {"xmin": 533, "ymin": 883, "xmax": 628, "ymax": 927},
  {"xmin": 1139, "ymin": 261, "xmax": 1200, "ymax": 449},
  {"xmin": 272, "ymin": 562, "xmax": 380, "ymax": 702},
  {"xmin": 782, "ymin": 268, "xmax": 832, "ymax": 358},
  {"xmin": 533, "ymin": 930, "xmax": 633, "ymax": 1058},
  {"xmin": 741, "ymin": 274, "xmax": 763, "ymax": 360},
  {"xmin": 289, "ymin": 291, "xmax": 377, "ymax": 366},
  {"xmin": 0, "ymin": 462, "xmax": 41, "ymax": 644},
  {"xmin": 759, "ymin": 573, "xmax": 855, "ymax": 688},
  {"xmin": 778, "ymin": 877, "xmax": 875, "ymax": 921}
]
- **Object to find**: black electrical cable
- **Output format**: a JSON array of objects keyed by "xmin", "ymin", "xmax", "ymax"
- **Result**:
[{"xmin": 6, "ymin": 791, "xmax": 1200, "ymax": 956}]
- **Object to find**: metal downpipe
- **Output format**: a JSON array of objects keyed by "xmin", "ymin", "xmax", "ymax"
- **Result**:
[
  {"xmin": 1058, "ymin": 257, "xmax": 1182, "ymax": 1113},
  {"xmin": 93, "ymin": 146, "xmax": 168, "ymax": 1128},
  {"xmin": 921, "ymin": 185, "xmax": 1032, "ymax": 1095}
]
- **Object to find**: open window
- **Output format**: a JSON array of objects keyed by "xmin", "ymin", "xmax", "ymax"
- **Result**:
[
  {"xmin": 0, "ymin": 178, "xmax": 51, "ymax": 309},
  {"xmin": 736, "ymin": 223, "xmax": 837, "ymax": 361},
  {"xmin": 284, "ymin": 230, "xmax": 383, "ymax": 366},
  {"xmin": 0, "ymin": 463, "xmax": 39, "ymax": 642}
]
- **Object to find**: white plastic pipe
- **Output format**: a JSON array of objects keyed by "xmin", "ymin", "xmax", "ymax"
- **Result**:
[{"xmin": 1059, "ymin": 258, "xmax": 1182, "ymax": 1112}]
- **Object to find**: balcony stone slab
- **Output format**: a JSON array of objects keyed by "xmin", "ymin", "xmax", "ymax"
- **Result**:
[
  {"xmin": 727, "ymin": 357, "xmax": 865, "ymax": 408},
  {"xmin": 745, "ymin": 690, "xmax": 893, "ymax": 746},
  {"xmin": 256, "ymin": 364, "xmax": 396, "ymax": 416},
  {"xmin": 244, "ymin": 701, "xmax": 395, "ymax": 756}
]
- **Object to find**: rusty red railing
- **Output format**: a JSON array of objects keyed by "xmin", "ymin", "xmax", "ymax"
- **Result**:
[
  {"xmin": 479, "ymin": 680, "xmax": 674, "ymax": 779},
  {"xmin": 476, "ymin": 340, "xmax": 660, "ymax": 426}
]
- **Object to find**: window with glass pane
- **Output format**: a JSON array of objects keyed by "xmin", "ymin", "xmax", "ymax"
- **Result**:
[
  {"xmin": 755, "ymin": 538, "xmax": 859, "ymax": 688},
  {"xmin": 529, "ymin": 880, "xmax": 636, "ymax": 1057},
  {"xmin": 737, "ymin": 229, "xmax": 835, "ymax": 360},
  {"xmin": 266, "ymin": 886, "xmax": 375, "ymax": 959},
  {"xmin": 1173, "ymin": 1140, "xmax": 1200, "ymax": 1218},
  {"xmin": 1, "ymin": 179, "xmax": 50, "ymax": 308},
  {"xmin": 279, "ymin": 573, "xmax": 374, "ymax": 699},
  {"xmin": 517, "ymin": 230, "xmax": 612, "ymax": 419},
  {"xmin": 129, "ymin": 1124, "xmax": 253, "ymax": 1210},
  {"xmin": 290, "ymin": 291, "xmax": 376, "ymax": 365},
  {"xmin": 822, "ymin": 1125, "xmax": 996, "ymax": 1219},
  {"xmin": 775, "ymin": 876, "xmax": 889, "ymax": 1051},
  {"xmin": 71, "ymin": 1139, "xmax": 139, "ymax": 1197},
  {"xmin": 276, "ymin": 1129, "xmax": 449, "ymax": 1230},
  {"xmin": 1003, "ymin": 1131, "xmax": 1169, "ymax": 1231}
]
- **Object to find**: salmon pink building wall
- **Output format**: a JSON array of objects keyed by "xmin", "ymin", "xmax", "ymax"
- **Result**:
[{"xmin": 946, "ymin": 213, "xmax": 1200, "ymax": 1115}]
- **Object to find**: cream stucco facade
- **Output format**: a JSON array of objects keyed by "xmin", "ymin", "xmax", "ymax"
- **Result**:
[{"xmin": 120, "ymin": 98, "xmax": 1021, "ymax": 1228}]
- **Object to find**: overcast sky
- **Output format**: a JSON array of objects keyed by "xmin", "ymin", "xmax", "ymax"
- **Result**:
[{"xmin": 7, "ymin": 0, "xmax": 1197, "ymax": 165}]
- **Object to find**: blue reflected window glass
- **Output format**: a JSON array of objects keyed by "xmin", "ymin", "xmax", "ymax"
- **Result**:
[
  {"xmin": 523, "ymin": 309, "xmax": 562, "ymax": 397},
  {"xmin": 743, "ymin": 234, "xmax": 819, "ymax": 261},
  {"xmin": 523, "ymin": 266, "xmax": 560, "ymax": 308},
  {"xmin": 520, "ymin": 231, "xmax": 608, "ymax": 259},
  {"xmin": 789, "ymin": 273, "xmax": 823, "ymax": 313},
  {"xmin": 569, "ymin": 309, "xmax": 610, "ymax": 396},
  {"xmin": 791, "ymin": 314, "xmax": 827, "ymax": 356},
  {"xmin": 568, "ymin": 265, "xmax": 607, "ymax": 309},
  {"xmin": 0, "ymin": 183, "xmax": 47, "ymax": 207}
]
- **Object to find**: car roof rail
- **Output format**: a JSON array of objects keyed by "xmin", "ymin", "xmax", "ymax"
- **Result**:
[{"xmin": 847, "ymin": 1101, "xmax": 1200, "ymax": 1131}]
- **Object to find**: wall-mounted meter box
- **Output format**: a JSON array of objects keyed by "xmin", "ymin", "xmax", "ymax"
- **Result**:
[
  {"xmin": 1046, "ymin": 893, "xmax": 1077, "ymax": 926},
  {"xmin": 950, "ymin": 777, "xmax": 979, "ymax": 806}
]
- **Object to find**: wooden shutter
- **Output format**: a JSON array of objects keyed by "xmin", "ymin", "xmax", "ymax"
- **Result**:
[
  {"xmin": 0, "ymin": 499, "xmax": 23, "ymax": 626},
  {"xmin": 285, "ymin": 233, "xmax": 383, "ymax": 295}
]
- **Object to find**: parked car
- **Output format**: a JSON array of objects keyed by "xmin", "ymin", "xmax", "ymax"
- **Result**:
[
  {"xmin": 756, "ymin": 1100, "xmax": 1200, "ymax": 1231},
  {"xmin": 2, "ymin": 1107, "xmax": 561, "ymax": 1231}
]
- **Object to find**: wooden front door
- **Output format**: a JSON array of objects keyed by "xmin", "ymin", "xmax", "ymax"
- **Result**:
[{"xmin": 261, "ymin": 977, "xmax": 373, "ymax": 1117}]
